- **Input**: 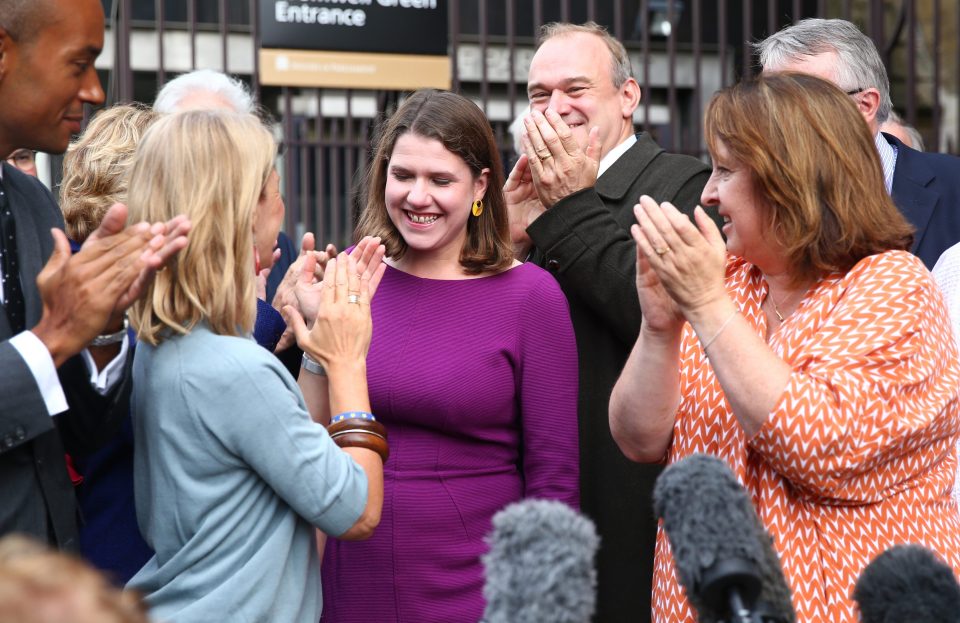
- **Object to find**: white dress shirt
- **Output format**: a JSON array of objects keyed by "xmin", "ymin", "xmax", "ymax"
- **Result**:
[
  {"xmin": 875, "ymin": 131, "xmax": 898, "ymax": 194},
  {"xmin": 598, "ymin": 134, "xmax": 638, "ymax": 179}
]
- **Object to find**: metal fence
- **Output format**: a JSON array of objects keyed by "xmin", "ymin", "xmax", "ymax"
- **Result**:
[{"xmin": 98, "ymin": 0, "xmax": 959, "ymax": 248}]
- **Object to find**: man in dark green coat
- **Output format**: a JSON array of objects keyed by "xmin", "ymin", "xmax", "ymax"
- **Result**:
[{"xmin": 505, "ymin": 21, "xmax": 718, "ymax": 623}]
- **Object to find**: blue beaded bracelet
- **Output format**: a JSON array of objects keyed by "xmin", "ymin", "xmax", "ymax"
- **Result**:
[{"xmin": 331, "ymin": 411, "xmax": 376, "ymax": 424}]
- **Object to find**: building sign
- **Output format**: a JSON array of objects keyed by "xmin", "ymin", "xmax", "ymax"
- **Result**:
[{"xmin": 259, "ymin": 0, "xmax": 450, "ymax": 90}]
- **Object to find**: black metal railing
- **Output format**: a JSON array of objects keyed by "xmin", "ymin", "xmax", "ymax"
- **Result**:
[{"xmin": 95, "ymin": 0, "xmax": 956, "ymax": 248}]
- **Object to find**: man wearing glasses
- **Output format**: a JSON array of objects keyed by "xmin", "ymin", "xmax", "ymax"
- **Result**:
[
  {"xmin": 758, "ymin": 18, "xmax": 960, "ymax": 269},
  {"xmin": 6, "ymin": 149, "xmax": 36, "ymax": 178}
]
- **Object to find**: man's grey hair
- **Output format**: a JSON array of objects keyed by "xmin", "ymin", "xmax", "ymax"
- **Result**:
[
  {"xmin": 508, "ymin": 105, "xmax": 529, "ymax": 157},
  {"xmin": 755, "ymin": 18, "xmax": 893, "ymax": 125},
  {"xmin": 884, "ymin": 110, "xmax": 925, "ymax": 151},
  {"xmin": 537, "ymin": 21, "xmax": 633, "ymax": 88},
  {"xmin": 153, "ymin": 69, "xmax": 254, "ymax": 114}
]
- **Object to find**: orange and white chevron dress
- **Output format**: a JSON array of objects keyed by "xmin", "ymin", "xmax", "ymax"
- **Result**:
[{"xmin": 652, "ymin": 250, "xmax": 960, "ymax": 622}]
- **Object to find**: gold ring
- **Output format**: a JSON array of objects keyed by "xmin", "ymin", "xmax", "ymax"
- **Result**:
[
  {"xmin": 655, "ymin": 247, "xmax": 670, "ymax": 256},
  {"xmin": 347, "ymin": 294, "xmax": 360, "ymax": 304},
  {"xmin": 536, "ymin": 150, "xmax": 552, "ymax": 160}
]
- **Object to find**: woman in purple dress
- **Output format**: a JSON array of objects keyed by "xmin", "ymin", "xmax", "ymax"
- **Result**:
[{"xmin": 319, "ymin": 90, "xmax": 580, "ymax": 622}]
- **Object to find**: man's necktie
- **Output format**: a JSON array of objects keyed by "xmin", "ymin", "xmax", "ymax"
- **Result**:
[{"xmin": 0, "ymin": 179, "xmax": 26, "ymax": 333}]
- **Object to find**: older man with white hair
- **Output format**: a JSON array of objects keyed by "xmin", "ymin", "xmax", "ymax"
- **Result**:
[{"xmin": 154, "ymin": 69, "xmax": 255, "ymax": 115}]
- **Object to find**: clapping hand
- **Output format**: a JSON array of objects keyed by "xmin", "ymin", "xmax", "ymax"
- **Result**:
[
  {"xmin": 522, "ymin": 108, "xmax": 602, "ymax": 208},
  {"xmin": 271, "ymin": 233, "xmax": 337, "ymax": 352},
  {"xmin": 502, "ymin": 154, "xmax": 544, "ymax": 259},
  {"xmin": 271, "ymin": 232, "xmax": 337, "ymax": 311},
  {"xmin": 631, "ymin": 196, "xmax": 726, "ymax": 323},
  {"xmin": 281, "ymin": 239, "xmax": 387, "ymax": 372},
  {"xmin": 32, "ymin": 202, "xmax": 190, "ymax": 366}
]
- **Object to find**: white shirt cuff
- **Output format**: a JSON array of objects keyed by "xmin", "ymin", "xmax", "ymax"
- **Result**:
[
  {"xmin": 79, "ymin": 334, "xmax": 130, "ymax": 395},
  {"xmin": 10, "ymin": 331, "xmax": 68, "ymax": 416}
]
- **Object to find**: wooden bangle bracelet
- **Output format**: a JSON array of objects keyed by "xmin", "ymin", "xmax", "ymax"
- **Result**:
[
  {"xmin": 327, "ymin": 418, "xmax": 389, "ymax": 462},
  {"xmin": 330, "ymin": 430, "xmax": 389, "ymax": 462}
]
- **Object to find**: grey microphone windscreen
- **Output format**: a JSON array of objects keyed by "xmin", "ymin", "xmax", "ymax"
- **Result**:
[
  {"xmin": 653, "ymin": 453, "xmax": 795, "ymax": 623},
  {"xmin": 853, "ymin": 543, "xmax": 960, "ymax": 623},
  {"xmin": 481, "ymin": 499, "xmax": 599, "ymax": 623}
]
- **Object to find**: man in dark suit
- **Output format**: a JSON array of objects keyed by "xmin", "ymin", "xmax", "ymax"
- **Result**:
[
  {"xmin": 505, "ymin": 22, "xmax": 715, "ymax": 623},
  {"xmin": 757, "ymin": 17, "xmax": 960, "ymax": 269},
  {"xmin": 0, "ymin": 0, "xmax": 188, "ymax": 549}
]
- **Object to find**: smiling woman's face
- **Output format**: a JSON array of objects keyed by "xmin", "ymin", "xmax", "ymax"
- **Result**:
[
  {"xmin": 701, "ymin": 139, "xmax": 780, "ymax": 270},
  {"xmin": 384, "ymin": 132, "xmax": 488, "ymax": 266}
]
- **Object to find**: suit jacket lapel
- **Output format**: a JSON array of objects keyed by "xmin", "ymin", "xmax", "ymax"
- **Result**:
[
  {"xmin": 888, "ymin": 135, "xmax": 938, "ymax": 254},
  {"xmin": 528, "ymin": 133, "xmax": 659, "ymax": 265},
  {"xmin": 595, "ymin": 133, "xmax": 661, "ymax": 203},
  {"xmin": 4, "ymin": 173, "xmax": 46, "ymax": 329},
  {"xmin": 0, "ymin": 286, "xmax": 10, "ymax": 337}
]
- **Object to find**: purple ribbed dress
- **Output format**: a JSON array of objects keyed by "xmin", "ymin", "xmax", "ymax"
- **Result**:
[{"xmin": 320, "ymin": 262, "xmax": 580, "ymax": 622}]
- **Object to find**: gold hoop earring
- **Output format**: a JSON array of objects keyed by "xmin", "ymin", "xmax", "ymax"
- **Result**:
[{"xmin": 472, "ymin": 199, "xmax": 484, "ymax": 217}]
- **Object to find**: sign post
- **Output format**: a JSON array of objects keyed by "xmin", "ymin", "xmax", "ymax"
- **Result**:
[{"xmin": 259, "ymin": 0, "xmax": 450, "ymax": 90}]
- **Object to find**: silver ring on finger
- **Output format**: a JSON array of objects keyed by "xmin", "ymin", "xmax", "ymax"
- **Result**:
[{"xmin": 347, "ymin": 293, "xmax": 361, "ymax": 305}]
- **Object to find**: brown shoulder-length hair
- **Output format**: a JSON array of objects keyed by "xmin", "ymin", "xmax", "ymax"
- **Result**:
[
  {"xmin": 355, "ymin": 89, "xmax": 513, "ymax": 275},
  {"xmin": 704, "ymin": 72, "xmax": 913, "ymax": 285}
]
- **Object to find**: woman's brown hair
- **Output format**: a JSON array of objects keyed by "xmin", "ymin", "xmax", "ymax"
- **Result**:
[
  {"xmin": 355, "ymin": 89, "xmax": 513, "ymax": 274},
  {"xmin": 704, "ymin": 72, "xmax": 913, "ymax": 285}
]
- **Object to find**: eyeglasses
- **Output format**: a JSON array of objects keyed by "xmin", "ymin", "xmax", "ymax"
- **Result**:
[
  {"xmin": 845, "ymin": 88, "xmax": 866, "ymax": 96},
  {"xmin": 6, "ymin": 149, "xmax": 36, "ymax": 167}
]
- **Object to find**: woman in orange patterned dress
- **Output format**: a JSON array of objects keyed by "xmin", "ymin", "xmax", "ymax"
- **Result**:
[{"xmin": 609, "ymin": 72, "xmax": 960, "ymax": 622}]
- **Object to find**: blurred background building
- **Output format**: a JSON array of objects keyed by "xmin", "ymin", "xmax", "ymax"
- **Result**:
[{"xmin": 39, "ymin": 0, "xmax": 958, "ymax": 248}]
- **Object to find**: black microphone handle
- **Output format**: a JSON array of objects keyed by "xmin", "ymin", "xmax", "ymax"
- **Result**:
[
  {"xmin": 723, "ymin": 590, "xmax": 792, "ymax": 623},
  {"xmin": 727, "ymin": 587, "xmax": 752, "ymax": 623}
]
